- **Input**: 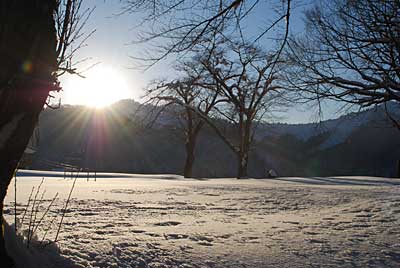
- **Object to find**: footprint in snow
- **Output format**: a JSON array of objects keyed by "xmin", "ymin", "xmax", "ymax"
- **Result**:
[
  {"xmin": 197, "ymin": 241, "xmax": 213, "ymax": 246},
  {"xmin": 132, "ymin": 229, "xmax": 146, "ymax": 233},
  {"xmin": 154, "ymin": 221, "xmax": 182, "ymax": 226}
]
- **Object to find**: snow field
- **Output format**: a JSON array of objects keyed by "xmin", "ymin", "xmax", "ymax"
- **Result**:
[{"xmin": 4, "ymin": 171, "xmax": 400, "ymax": 267}]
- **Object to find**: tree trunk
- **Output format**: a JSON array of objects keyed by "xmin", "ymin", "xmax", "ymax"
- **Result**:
[
  {"xmin": 183, "ymin": 139, "xmax": 196, "ymax": 178},
  {"xmin": 0, "ymin": 82, "xmax": 53, "ymax": 267},
  {"xmin": 237, "ymin": 152, "xmax": 249, "ymax": 179},
  {"xmin": 236, "ymin": 117, "xmax": 251, "ymax": 179},
  {"xmin": 183, "ymin": 125, "xmax": 202, "ymax": 178},
  {"xmin": 0, "ymin": 1, "xmax": 57, "ymax": 265}
]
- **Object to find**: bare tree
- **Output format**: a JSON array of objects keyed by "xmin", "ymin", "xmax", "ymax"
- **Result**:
[
  {"xmin": 287, "ymin": 0, "xmax": 400, "ymax": 127},
  {"xmin": 189, "ymin": 39, "xmax": 286, "ymax": 178},
  {"xmin": 120, "ymin": 0, "xmax": 292, "ymax": 178},
  {"xmin": 121, "ymin": 0, "xmax": 292, "ymax": 68},
  {"xmin": 0, "ymin": 1, "xmax": 90, "ymax": 265},
  {"xmin": 144, "ymin": 63, "xmax": 220, "ymax": 177}
]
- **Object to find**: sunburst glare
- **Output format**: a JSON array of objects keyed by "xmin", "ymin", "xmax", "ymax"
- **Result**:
[{"xmin": 62, "ymin": 66, "xmax": 131, "ymax": 108}]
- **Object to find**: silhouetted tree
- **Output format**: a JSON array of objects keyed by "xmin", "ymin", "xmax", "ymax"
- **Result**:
[
  {"xmin": 287, "ymin": 0, "xmax": 400, "ymax": 127},
  {"xmin": 122, "ymin": 0, "xmax": 291, "ymax": 68},
  {"xmin": 122, "ymin": 1, "xmax": 293, "ymax": 178},
  {"xmin": 144, "ymin": 65, "xmax": 220, "ymax": 177},
  {"xmin": 0, "ymin": 1, "xmax": 90, "ymax": 265},
  {"xmin": 190, "ymin": 39, "xmax": 287, "ymax": 178}
]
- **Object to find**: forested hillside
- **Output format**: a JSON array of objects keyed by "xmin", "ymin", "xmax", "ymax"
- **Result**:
[{"xmin": 29, "ymin": 100, "xmax": 400, "ymax": 177}]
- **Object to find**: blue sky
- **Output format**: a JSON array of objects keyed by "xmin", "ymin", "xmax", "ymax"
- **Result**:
[{"xmin": 59, "ymin": 0, "xmax": 336, "ymax": 124}]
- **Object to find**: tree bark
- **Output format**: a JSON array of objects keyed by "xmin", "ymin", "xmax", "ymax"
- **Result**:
[
  {"xmin": 183, "ymin": 138, "xmax": 196, "ymax": 178},
  {"xmin": 0, "ymin": 84, "xmax": 51, "ymax": 266},
  {"xmin": 0, "ymin": 1, "xmax": 57, "ymax": 265},
  {"xmin": 237, "ymin": 151, "xmax": 249, "ymax": 179},
  {"xmin": 183, "ymin": 123, "xmax": 202, "ymax": 178},
  {"xmin": 236, "ymin": 117, "xmax": 252, "ymax": 179}
]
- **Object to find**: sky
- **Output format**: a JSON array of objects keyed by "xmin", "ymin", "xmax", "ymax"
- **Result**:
[
  {"xmin": 58, "ymin": 0, "xmax": 332, "ymax": 124},
  {"xmin": 58, "ymin": 1, "xmax": 147, "ymax": 103}
]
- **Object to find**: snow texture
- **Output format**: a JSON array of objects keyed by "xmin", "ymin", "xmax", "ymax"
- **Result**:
[
  {"xmin": 4, "ymin": 170, "xmax": 400, "ymax": 267},
  {"xmin": 3, "ymin": 220, "xmax": 75, "ymax": 268}
]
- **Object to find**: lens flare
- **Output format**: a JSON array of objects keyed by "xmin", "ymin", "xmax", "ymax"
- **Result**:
[
  {"xmin": 22, "ymin": 61, "xmax": 33, "ymax": 73},
  {"xmin": 62, "ymin": 66, "xmax": 131, "ymax": 108}
]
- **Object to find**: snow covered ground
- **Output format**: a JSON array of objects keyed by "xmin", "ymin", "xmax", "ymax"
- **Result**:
[{"xmin": 4, "ymin": 170, "xmax": 400, "ymax": 268}]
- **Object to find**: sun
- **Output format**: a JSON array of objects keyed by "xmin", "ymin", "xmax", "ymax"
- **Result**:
[{"xmin": 62, "ymin": 66, "xmax": 131, "ymax": 108}]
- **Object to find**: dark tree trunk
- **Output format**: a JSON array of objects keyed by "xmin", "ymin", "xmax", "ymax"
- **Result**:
[
  {"xmin": 0, "ymin": 1, "xmax": 57, "ymax": 265},
  {"xmin": 236, "ymin": 118, "xmax": 251, "ymax": 179},
  {"xmin": 0, "ymin": 84, "xmax": 51, "ymax": 266},
  {"xmin": 183, "ymin": 123, "xmax": 202, "ymax": 178},
  {"xmin": 183, "ymin": 139, "xmax": 196, "ymax": 178},
  {"xmin": 237, "ymin": 152, "xmax": 249, "ymax": 179}
]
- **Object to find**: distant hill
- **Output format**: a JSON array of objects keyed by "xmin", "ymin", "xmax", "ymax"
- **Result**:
[{"xmin": 28, "ymin": 100, "xmax": 400, "ymax": 178}]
